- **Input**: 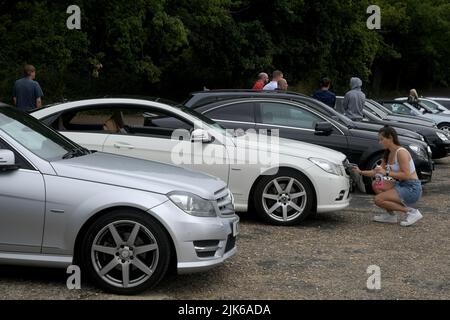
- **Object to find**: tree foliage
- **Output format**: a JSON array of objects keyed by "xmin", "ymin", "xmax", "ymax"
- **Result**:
[{"xmin": 1, "ymin": 0, "xmax": 450, "ymax": 103}]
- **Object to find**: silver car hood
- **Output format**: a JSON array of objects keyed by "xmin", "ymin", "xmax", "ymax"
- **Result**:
[{"xmin": 50, "ymin": 152, "xmax": 227, "ymax": 200}]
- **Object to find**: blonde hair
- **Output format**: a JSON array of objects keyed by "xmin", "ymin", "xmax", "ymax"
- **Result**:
[{"xmin": 410, "ymin": 89, "xmax": 418, "ymax": 98}]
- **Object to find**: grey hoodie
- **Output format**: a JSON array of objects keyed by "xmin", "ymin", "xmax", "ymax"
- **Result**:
[{"xmin": 343, "ymin": 77, "xmax": 365, "ymax": 120}]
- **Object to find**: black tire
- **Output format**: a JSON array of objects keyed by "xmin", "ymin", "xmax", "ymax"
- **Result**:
[
  {"xmin": 253, "ymin": 168, "xmax": 315, "ymax": 226},
  {"xmin": 437, "ymin": 122, "xmax": 450, "ymax": 132},
  {"xmin": 80, "ymin": 209, "xmax": 171, "ymax": 295}
]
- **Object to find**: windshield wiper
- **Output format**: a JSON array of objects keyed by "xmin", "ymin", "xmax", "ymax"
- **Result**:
[{"xmin": 62, "ymin": 147, "xmax": 91, "ymax": 159}]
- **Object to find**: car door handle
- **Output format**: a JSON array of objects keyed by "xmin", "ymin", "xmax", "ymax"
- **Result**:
[{"xmin": 113, "ymin": 142, "xmax": 135, "ymax": 150}]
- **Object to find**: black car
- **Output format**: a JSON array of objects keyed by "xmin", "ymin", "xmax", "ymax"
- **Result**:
[
  {"xmin": 335, "ymin": 96, "xmax": 436, "ymax": 128},
  {"xmin": 189, "ymin": 96, "xmax": 433, "ymax": 191},
  {"xmin": 334, "ymin": 98, "xmax": 450, "ymax": 159},
  {"xmin": 184, "ymin": 89, "xmax": 448, "ymax": 159}
]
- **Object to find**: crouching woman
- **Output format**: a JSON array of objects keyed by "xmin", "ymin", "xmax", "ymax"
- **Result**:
[{"xmin": 352, "ymin": 126, "xmax": 423, "ymax": 227}]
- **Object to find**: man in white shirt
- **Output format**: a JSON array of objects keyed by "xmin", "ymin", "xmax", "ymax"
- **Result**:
[{"xmin": 263, "ymin": 70, "xmax": 284, "ymax": 90}]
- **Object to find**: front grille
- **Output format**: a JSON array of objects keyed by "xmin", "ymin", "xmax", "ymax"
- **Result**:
[
  {"xmin": 214, "ymin": 187, "xmax": 235, "ymax": 216},
  {"xmin": 225, "ymin": 234, "xmax": 236, "ymax": 253}
]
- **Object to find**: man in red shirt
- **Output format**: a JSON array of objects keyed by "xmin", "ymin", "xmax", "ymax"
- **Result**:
[{"xmin": 252, "ymin": 72, "xmax": 269, "ymax": 90}]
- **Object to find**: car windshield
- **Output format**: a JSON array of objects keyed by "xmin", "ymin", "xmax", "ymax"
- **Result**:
[
  {"xmin": 417, "ymin": 102, "xmax": 439, "ymax": 114},
  {"xmin": 303, "ymin": 99, "xmax": 354, "ymax": 127},
  {"xmin": 366, "ymin": 101, "xmax": 389, "ymax": 118},
  {"xmin": 0, "ymin": 107, "xmax": 88, "ymax": 161}
]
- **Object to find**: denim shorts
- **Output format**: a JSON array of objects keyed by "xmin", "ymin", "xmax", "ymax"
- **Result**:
[{"xmin": 394, "ymin": 179, "xmax": 422, "ymax": 206}]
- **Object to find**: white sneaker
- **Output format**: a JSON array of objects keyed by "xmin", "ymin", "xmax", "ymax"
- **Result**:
[
  {"xmin": 400, "ymin": 209, "xmax": 423, "ymax": 227},
  {"xmin": 373, "ymin": 212, "xmax": 398, "ymax": 223}
]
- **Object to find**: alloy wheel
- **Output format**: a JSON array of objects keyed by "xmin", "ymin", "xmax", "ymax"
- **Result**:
[
  {"xmin": 262, "ymin": 176, "xmax": 307, "ymax": 222},
  {"xmin": 91, "ymin": 220, "xmax": 159, "ymax": 289}
]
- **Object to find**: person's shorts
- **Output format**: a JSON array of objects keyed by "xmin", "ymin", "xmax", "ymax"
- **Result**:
[{"xmin": 394, "ymin": 179, "xmax": 422, "ymax": 206}]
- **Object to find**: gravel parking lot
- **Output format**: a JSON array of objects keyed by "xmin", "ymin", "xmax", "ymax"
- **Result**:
[{"xmin": 1, "ymin": 157, "xmax": 449, "ymax": 300}]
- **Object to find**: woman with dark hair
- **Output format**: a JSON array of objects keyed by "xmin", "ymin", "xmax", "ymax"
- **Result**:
[{"xmin": 352, "ymin": 126, "xmax": 423, "ymax": 226}]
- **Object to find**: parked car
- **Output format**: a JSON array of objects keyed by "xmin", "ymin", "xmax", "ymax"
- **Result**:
[
  {"xmin": 183, "ymin": 90, "xmax": 424, "ymax": 140},
  {"xmin": 380, "ymin": 100, "xmax": 450, "ymax": 132},
  {"xmin": 187, "ymin": 97, "xmax": 433, "ymax": 191},
  {"xmin": 32, "ymin": 98, "xmax": 352, "ymax": 226},
  {"xmin": 334, "ymin": 98, "xmax": 450, "ymax": 159},
  {"xmin": 335, "ymin": 97, "xmax": 436, "ymax": 128},
  {"xmin": 365, "ymin": 103, "xmax": 450, "ymax": 159},
  {"xmin": 394, "ymin": 97, "xmax": 450, "ymax": 115},
  {"xmin": 426, "ymin": 97, "xmax": 450, "ymax": 110},
  {"xmin": 0, "ymin": 105, "xmax": 239, "ymax": 294}
]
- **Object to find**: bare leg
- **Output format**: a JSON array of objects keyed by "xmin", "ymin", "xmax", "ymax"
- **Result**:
[{"xmin": 374, "ymin": 189, "xmax": 408, "ymax": 213}]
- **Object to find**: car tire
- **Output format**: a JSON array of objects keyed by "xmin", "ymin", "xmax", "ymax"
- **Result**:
[
  {"xmin": 253, "ymin": 168, "xmax": 314, "ymax": 226},
  {"xmin": 437, "ymin": 122, "xmax": 450, "ymax": 133},
  {"xmin": 80, "ymin": 209, "xmax": 171, "ymax": 295}
]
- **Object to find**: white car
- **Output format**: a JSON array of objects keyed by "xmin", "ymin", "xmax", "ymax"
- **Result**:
[{"xmin": 32, "ymin": 98, "xmax": 351, "ymax": 226}]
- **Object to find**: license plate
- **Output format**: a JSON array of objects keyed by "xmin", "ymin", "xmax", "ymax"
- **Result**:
[{"xmin": 232, "ymin": 220, "xmax": 239, "ymax": 237}]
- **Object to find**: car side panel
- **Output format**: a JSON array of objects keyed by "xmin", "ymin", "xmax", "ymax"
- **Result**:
[{"xmin": 41, "ymin": 175, "xmax": 168, "ymax": 255}]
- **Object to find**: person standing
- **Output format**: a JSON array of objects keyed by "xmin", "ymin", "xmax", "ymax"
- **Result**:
[
  {"xmin": 12, "ymin": 65, "xmax": 44, "ymax": 111},
  {"xmin": 352, "ymin": 126, "xmax": 423, "ymax": 227},
  {"xmin": 312, "ymin": 77, "xmax": 336, "ymax": 108},
  {"xmin": 342, "ymin": 77, "xmax": 365, "ymax": 121},
  {"xmin": 263, "ymin": 70, "xmax": 283, "ymax": 90},
  {"xmin": 407, "ymin": 89, "xmax": 420, "ymax": 109},
  {"xmin": 276, "ymin": 78, "xmax": 288, "ymax": 91},
  {"xmin": 252, "ymin": 72, "xmax": 269, "ymax": 90}
]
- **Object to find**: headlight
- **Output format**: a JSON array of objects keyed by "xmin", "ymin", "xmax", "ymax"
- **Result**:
[
  {"xmin": 168, "ymin": 192, "xmax": 216, "ymax": 217},
  {"xmin": 409, "ymin": 144, "xmax": 427, "ymax": 159},
  {"xmin": 436, "ymin": 132, "xmax": 448, "ymax": 141},
  {"xmin": 309, "ymin": 157, "xmax": 342, "ymax": 176}
]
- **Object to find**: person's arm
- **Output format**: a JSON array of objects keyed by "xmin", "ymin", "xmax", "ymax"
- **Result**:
[
  {"xmin": 342, "ymin": 93, "xmax": 349, "ymax": 111},
  {"xmin": 35, "ymin": 82, "xmax": 44, "ymax": 108},
  {"xmin": 382, "ymin": 149, "xmax": 412, "ymax": 180},
  {"xmin": 12, "ymin": 83, "xmax": 17, "ymax": 106},
  {"xmin": 353, "ymin": 160, "xmax": 385, "ymax": 178}
]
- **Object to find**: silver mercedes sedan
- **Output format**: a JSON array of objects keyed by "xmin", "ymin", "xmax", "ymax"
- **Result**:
[{"xmin": 0, "ymin": 106, "xmax": 239, "ymax": 295}]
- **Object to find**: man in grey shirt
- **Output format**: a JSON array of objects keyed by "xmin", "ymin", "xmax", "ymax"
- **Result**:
[
  {"xmin": 343, "ymin": 77, "xmax": 365, "ymax": 121},
  {"xmin": 12, "ymin": 65, "xmax": 44, "ymax": 111}
]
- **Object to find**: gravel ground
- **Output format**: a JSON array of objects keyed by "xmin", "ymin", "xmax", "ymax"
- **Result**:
[{"xmin": 1, "ymin": 158, "xmax": 449, "ymax": 300}]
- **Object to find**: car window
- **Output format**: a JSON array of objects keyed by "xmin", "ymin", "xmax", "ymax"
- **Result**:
[
  {"xmin": 259, "ymin": 102, "xmax": 323, "ymax": 129},
  {"xmin": 204, "ymin": 103, "xmax": 254, "ymax": 123},
  {"xmin": 421, "ymin": 100, "xmax": 439, "ymax": 112},
  {"xmin": 51, "ymin": 108, "xmax": 116, "ymax": 133},
  {"xmin": 0, "ymin": 108, "xmax": 79, "ymax": 161},
  {"xmin": 390, "ymin": 103, "xmax": 413, "ymax": 115},
  {"xmin": 119, "ymin": 106, "xmax": 194, "ymax": 138}
]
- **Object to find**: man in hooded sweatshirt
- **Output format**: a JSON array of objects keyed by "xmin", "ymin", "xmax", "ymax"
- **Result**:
[{"xmin": 343, "ymin": 77, "xmax": 365, "ymax": 121}]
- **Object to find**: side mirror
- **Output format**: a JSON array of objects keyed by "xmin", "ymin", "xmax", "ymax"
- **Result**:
[
  {"xmin": 315, "ymin": 122, "xmax": 333, "ymax": 136},
  {"xmin": 191, "ymin": 129, "xmax": 215, "ymax": 143},
  {"xmin": 0, "ymin": 150, "xmax": 19, "ymax": 172}
]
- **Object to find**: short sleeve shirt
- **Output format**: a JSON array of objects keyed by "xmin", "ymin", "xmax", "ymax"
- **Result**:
[{"xmin": 12, "ymin": 78, "xmax": 44, "ymax": 111}]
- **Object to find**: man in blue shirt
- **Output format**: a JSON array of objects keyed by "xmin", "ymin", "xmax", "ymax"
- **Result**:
[
  {"xmin": 12, "ymin": 65, "xmax": 44, "ymax": 111},
  {"xmin": 312, "ymin": 77, "xmax": 336, "ymax": 109}
]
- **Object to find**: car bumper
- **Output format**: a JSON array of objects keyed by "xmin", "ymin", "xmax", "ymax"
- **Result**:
[
  {"xmin": 149, "ymin": 200, "xmax": 239, "ymax": 274},
  {"xmin": 414, "ymin": 158, "xmax": 433, "ymax": 184},
  {"xmin": 309, "ymin": 166, "xmax": 351, "ymax": 213},
  {"xmin": 430, "ymin": 141, "xmax": 450, "ymax": 159}
]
